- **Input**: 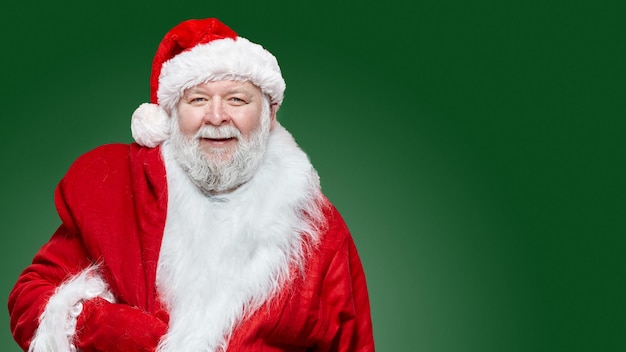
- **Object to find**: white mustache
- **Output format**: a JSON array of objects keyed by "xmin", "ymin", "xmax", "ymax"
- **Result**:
[{"xmin": 194, "ymin": 126, "xmax": 241, "ymax": 140}]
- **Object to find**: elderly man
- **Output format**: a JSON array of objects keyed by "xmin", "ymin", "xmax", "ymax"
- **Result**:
[{"xmin": 8, "ymin": 18, "xmax": 374, "ymax": 351}]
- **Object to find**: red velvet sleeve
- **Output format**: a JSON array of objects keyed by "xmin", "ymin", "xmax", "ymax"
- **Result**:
[
  {"xmin": 7, "ymin": 146, "xmax": 114, "ymax": 350},
  {"xmin": 320, "ymin": 232, "xmax": 375, "ymax": 352},
  {"xmin": 8, "ymin": 224, "xmax": 93, "ymax": 350}
]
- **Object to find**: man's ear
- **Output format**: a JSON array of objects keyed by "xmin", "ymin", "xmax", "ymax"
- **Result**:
[{"xmin": 269, "ymin": 103, "xmax": 279, "ymax": 130}]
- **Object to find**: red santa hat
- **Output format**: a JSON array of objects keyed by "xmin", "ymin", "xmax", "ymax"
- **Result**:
[{"xmin": 131, "ymin": 18, "xmax": 286, "ymax": 147}]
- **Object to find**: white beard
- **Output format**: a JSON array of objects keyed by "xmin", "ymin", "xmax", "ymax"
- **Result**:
[
  {"xmin": 156, "ymin": 123, "xmax": 326, "ymax": 352},
  {"xmin": 167, "ymin": 99, "xmax": 271, "ymax": 195}
]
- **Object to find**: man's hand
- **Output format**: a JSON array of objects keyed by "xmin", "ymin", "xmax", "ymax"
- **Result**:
[{"xmin": 74, "ymin": 297, "xmax": 168, "ymax": 352}]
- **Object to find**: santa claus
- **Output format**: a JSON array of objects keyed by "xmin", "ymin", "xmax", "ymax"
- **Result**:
[{"xmin": 8, "ymin": 18, "xmax": 374, "ymax": 351}]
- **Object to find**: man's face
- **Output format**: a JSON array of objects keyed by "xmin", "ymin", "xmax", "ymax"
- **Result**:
[
  {"xmin": 168, "ymin": 80, "xmax": 276, "ymax": 195},
  {"xmin": 176, "ymin": 80, "xmax": 274, "ymax": 163}
]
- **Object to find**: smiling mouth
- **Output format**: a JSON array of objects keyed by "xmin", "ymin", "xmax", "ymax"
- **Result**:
[
  {"xmin": 201, "ymin": 137, "xmax": 237, "ymax": 146},
  {"xmin": 206, "ymin": 137, "xmax": 235, "ymax": 141}
]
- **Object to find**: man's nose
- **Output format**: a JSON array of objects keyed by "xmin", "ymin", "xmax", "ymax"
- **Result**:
[{"xmin": 203, "ymin": 98, "xmax": 230, "ymax": 126}]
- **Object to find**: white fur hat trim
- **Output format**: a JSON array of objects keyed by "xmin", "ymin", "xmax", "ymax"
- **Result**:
[{"xmin": 158, "ymin": 37, "xmax": 285, "ymax": 114}]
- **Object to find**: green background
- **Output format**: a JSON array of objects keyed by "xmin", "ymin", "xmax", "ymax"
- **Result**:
[{"xmin": 1, "ymin": 0, "xmax": 624, "ymax": 351}]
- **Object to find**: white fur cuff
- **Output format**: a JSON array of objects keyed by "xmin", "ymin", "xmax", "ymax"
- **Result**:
[{"xmin": 28, "ymin": 266, "xmax": 114, "ymax": 352}]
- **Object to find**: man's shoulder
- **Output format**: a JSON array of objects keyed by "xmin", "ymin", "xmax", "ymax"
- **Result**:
[{"xmin": 317, "ymin": 199, "xmax": 354, "ymax": 248}]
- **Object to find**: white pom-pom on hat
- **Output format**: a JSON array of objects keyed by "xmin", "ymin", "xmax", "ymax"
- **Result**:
[{"xmin": 131, "ymin": 103, "xmax": 170, "ymax": 148}]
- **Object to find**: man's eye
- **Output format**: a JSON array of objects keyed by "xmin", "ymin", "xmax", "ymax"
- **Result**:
[
  {"xmin": 190, "ymin": 97, "xmax": 207, "ymax": 104},
  {"xmin": 229, "ymin": 97, "xmax": 247, "ymax": 104}
]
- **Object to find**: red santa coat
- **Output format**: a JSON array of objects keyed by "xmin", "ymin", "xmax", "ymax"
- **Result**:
[{"xmin": 9, "ymin": 131, "xmax": 374, "ymax": 351}]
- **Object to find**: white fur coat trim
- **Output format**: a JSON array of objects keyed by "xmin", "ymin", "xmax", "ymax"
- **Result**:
[
  {"xmin": 28, "ymin": 266, "xmax": 114, "ymax": 352},
  {"xmin": 156, "ymin": 123, "xmax": 325, "ymax": 351}
]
